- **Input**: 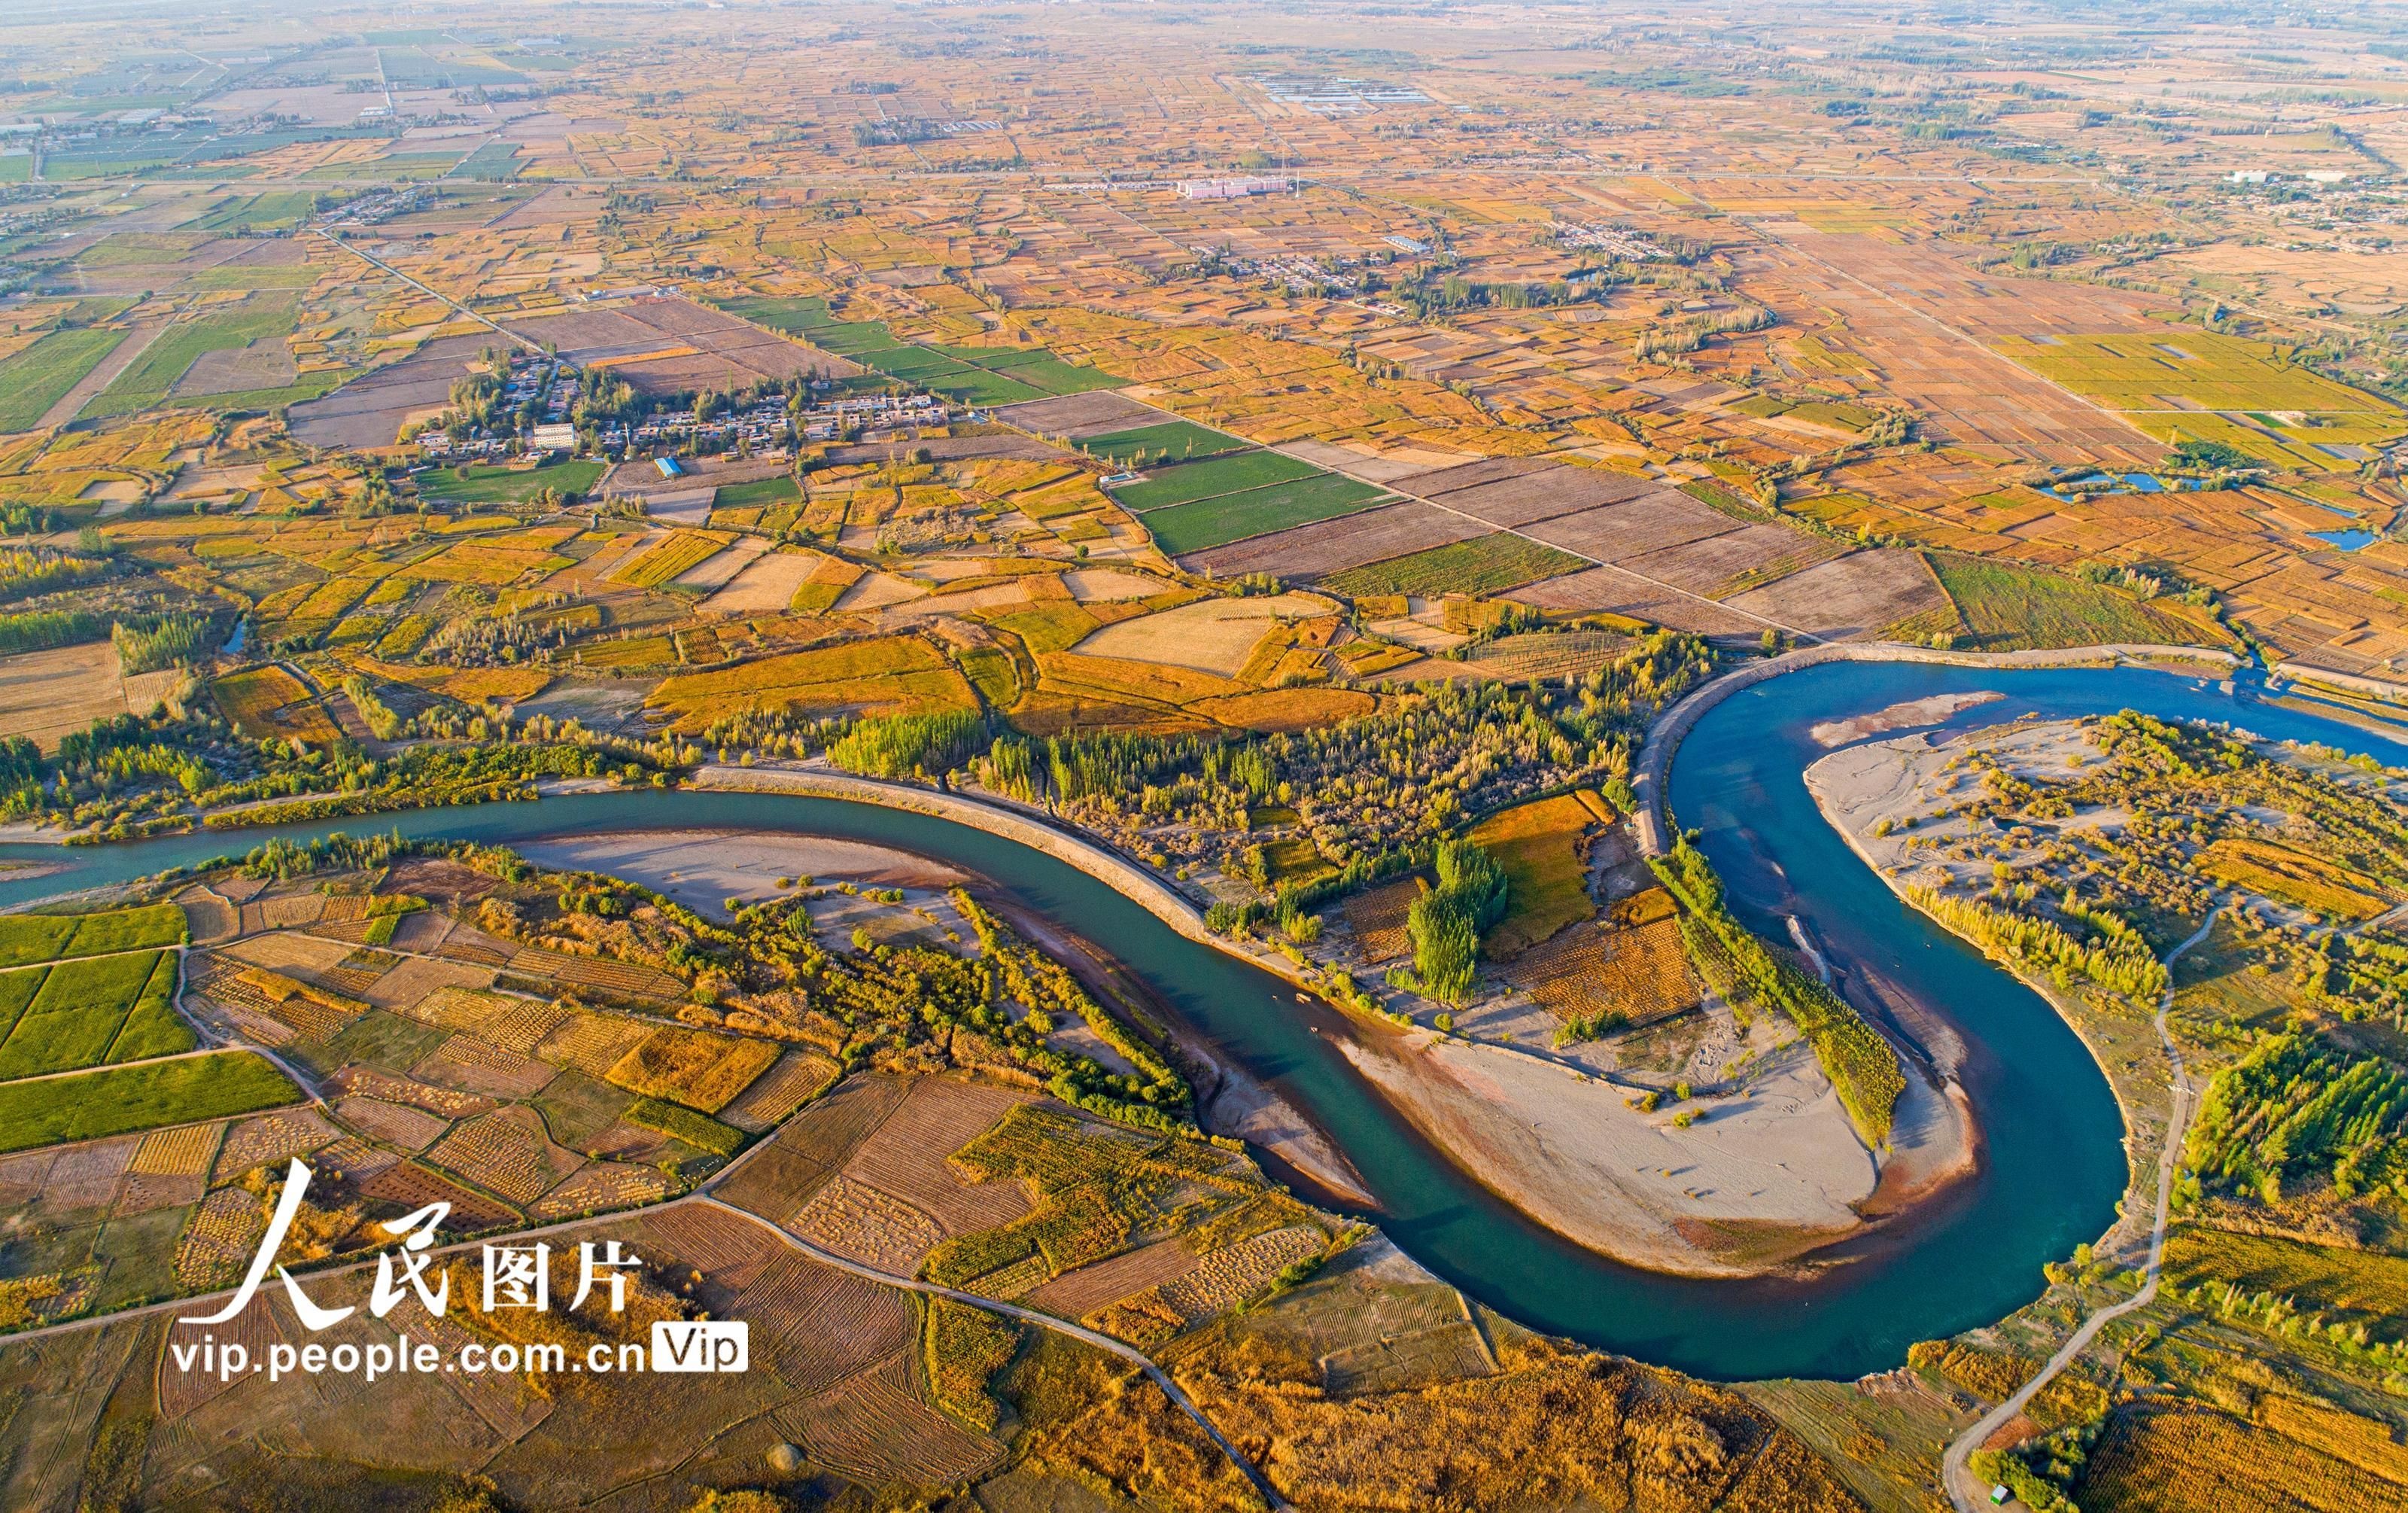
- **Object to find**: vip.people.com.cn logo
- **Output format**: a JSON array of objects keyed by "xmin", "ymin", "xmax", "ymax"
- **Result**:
[{"xmin": 166, "ymin": 1158, "xmax": 746, "ymax": 1384}]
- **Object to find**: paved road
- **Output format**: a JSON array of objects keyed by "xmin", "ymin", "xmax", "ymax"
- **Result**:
[
  {"xmin": 1939, "ymin": 907, "xmax": 2220, "ymax": 1511},
  {"xmin": 312, "ymin": 230, "xmax": 541, "ymax": 357}
]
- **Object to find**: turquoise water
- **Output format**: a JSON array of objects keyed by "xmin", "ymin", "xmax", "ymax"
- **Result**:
[
  {"xmin": 5, "ymin": 663, "xmax": 2401, "ymax": 1380},
  {"xmin": 2312, "ymin": 529, "xmax": 2379, "ymax": 551}
]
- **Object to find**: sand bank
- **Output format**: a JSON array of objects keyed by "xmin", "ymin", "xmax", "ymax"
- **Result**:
[
  {"xmin": 1341, "ymin": 1030, "xmax": 1877, "ymax": 1277},
  {"xmin": 517, "ymin": 829, "xmax": 966, "ymax": 918}
]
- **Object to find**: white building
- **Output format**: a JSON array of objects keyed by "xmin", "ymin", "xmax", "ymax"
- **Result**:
[{"xmin": 1178, "ymin": 175, "xmax": 1291, "ymax": 199}]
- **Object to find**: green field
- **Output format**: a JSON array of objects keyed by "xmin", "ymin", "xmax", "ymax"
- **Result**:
[
  {"xmin": 419, "ymin": 458, "xmax": 606, "ymax": 505},
  {"xmin": 1109, "ymin": 449, "xmax": 1324, "ymax": 513},
  {"xmin": 185, "ymin": 190, "xmax": 320, "ymax": 233},
  {"xmin": 713, "ymin": 295, "xmax": 837, "ymax": 335},
  {"xmin": 714, "ymin": 474, "xmax": 802, "ymax": 509},
  {"xmin": 0, "ymin": 903, "xmax": 187, "ymax": 968},
  {"xmin": 710, "ymin": 299, "xmax": 1122, "ymax": 401},
  {"xmin": 1927, "ymin": 553, "xmax": 2224, "ymax": 652},
  {"xmin": 0, "ymin": 950, "xmax": 187, "ymax": 1080},
  {"xmin": 962, "ymin": 352, "xmax": 1123, "ymax": 396},
  {"xmin": 299, "ymin": 153, "xmax": 467, "ymax": 182},
  {"xmin": 1143, "ymin": 473, "xmax": 1392, "ymax": 555},
  {"xmin": 81, "ymin": 294, "xmax": 301, "ymax": 419},
  {"xmin": 449, "ymin": 142, "xmax": 524, "ymax": 181},
  {"xmin": 797, "ymin": 322, "xmax": 901, "ymax": 356},
  {"xmin": 0, "ymin": 327, "xmax": 130, "ymax": 433},
  {"xmin": 188, "ymin": 264, "xmax": 322, "ymax": 291},
  {"xmin": 1078, "ymin": 420, "xmax": 1242, "ymax": 466},
  {"xmin": 0, "ymin": 1051, "xmax": 300, "ymax": 1154},
  {"xmin": 1327, "ymin": 532, "xmax": 1587, "ymax": 597},
  {"xmin": 920, "ymin": 367, "xmax": 1049, "ymax": 406}
]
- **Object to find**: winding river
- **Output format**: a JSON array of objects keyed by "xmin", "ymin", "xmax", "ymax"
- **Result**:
[{"xmin": 5, "ymin": 660, "xmax": 2402, "ymax": 1381}]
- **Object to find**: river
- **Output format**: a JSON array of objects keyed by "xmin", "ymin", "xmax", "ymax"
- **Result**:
[{"xmin": 5, "ymin": 660, "xmax": 2400, "ymax": 1381}]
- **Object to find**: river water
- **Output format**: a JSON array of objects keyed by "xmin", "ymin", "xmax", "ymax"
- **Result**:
[{"xmin": 5, "ymin": 661, "xmax": 2400, "ymax": 1380}]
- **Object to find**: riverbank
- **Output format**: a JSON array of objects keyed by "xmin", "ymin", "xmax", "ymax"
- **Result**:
[
  {"xmin": 1632, "ymin": 641, "xmax": 2242, "ymax": 857},
  {"xmin": 688, "ymin": 763, "xmax": 1923, "ymax": 1280},
  {"xmin": 1803, "ymin": 723, "xmax": 2181, "ymax": 1265},
  {"xmin": 1340, "ymin": 1026, "xmax": 1876, "ymax": 1277}
]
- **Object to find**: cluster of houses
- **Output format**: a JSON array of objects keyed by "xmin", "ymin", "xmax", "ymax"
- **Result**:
[
  {"xmin": 321, "ymin": 187, "xmax": 433, "ymax": 227},
  {"xmin": 418, "ymin": 385, "xmax": 947, "ymax": 464}
]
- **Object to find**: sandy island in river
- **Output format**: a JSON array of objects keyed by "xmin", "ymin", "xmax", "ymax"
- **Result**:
[
  {"xmin": 1343, "ymin": 1029, "xmax": 1877, "ymax": 1276},
  {"xmin": 1330, "ymin": 697, "xmax": 1994, "ymax": 1280},
  {"xmin": 1321, "ymin": 689, "xmax": 1999, "ymax": 1279},
  {"xmin": 517, "ymin": 830, "xmax": 968, "ymax": 917}
]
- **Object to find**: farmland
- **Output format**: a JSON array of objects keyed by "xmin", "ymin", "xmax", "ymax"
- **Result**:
[
  {"xmin": 1108, "ymin": 450, "xmax": 1324, "ymax": 513},
  {"xmin": 0, "ymin": 1052, "xmax": 298, "ymax": 1153},
  {"xmin": 1330, "ymin": 532, "xmax": 1589, "ymax": 598},
  {"xmin": 417, "ymin": 457, "xmax": 604, "ymax": 505},
  {"xmin": 0, "ymin": 2, "xmax": 2405, "ymax": 1508},
  {"xmin": 0, "ymin": 950, "xmax": 185, "ymax": 1080},
  {"xmin": 1928, "ymin": 555, "xmax": 2228, "ymax": 653},
  {"xmin": 0, "ymin": 329, "xmax": 128, "ymax": 432},
  {"xmin": 1466, "ymin": 790, "xmax": 1607, "ymax": 958},
  {"xmin": 646, "ymin": 635, "xmax": 977, "ymax": 731}
]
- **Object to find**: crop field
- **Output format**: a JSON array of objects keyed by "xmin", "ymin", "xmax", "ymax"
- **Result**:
[
  {"xmin": 1074, "ymin": 592, "xmax": 1336, "ymax": 677},
  {"xmin": 647, "ymin": 635, "xmax": 976, "ymax": 732},
  {"xmin": 0, "ymin": 951, "xmax": 184, "ymax": 1080},
  {"xmin": 1991, "ymin": 331, "xmax": 2403, "ymax": 422},
  {"xmin": 2197, "ymin": 838, "xmax": 2390, "ymax": 921},
  {"xmin": 0, "ymin": 641, "xmax": 146, "ymax": 754},
  {"xmin": 1513, "ymin": 903, "xmax": 1698, "ymax": 1034},
  {"xmin": 0, "ymin": 903, "xmax": 184, "ymax": 968},
  {"xmin": 1468, "ymin": 793, "xmax": 1601, "ymax": 958},
  {"xmin": 1139, "ymin": 473, "xmax": 1393, "ymax": 555},
  {"xmin": 506, "ymin": 296, "xmax": 841, "ymax": 394},
  {"xmin": 0, "ymin": 328, "xmax": 129, "ymax": 433},
  {"xmin": 418, "ymin": 458, "xmax": 604, "ymax": 505},
  {"xmin": 426, "ymin": 1106, "xmax": 582, "ymax": 1204},
  {"xmin": 838, "ymin": 1076, "xmax": 1032, "ymax": 1234},
  {"xmin": 1327, "ymin": 532, "xmax": 1587, "ymax": 598},
  {"xmin": 1929, "ymin": 554, "xmax": 2227, "ymax": 653},
  {"xmin": 609, "ymin": 529, "xmax": 734, "ymax": 589},
  {"xmin": 998, "ymin": 390, "xmax": 1158, "ymax": 438},
  {"xmin": 604, "ymin": 1025, "xmax": 780, "ymax": 1112},
  {"xmin": 1077, "ymin": 420, "xmax": 1244, "ymax": 466},
  {"xmin": 713, "ymin": 473, "xmax": 802, "ymax": 509},
  {"xmin": 1462, "ymin": 630, "xmax": 1631, "ymax": 680},
  {"xmin": 212, "ymin": 665, "xmax": 341, "ymax": 743},
  {"xmin": 81, "ymin": 294, "xmax": 303, "ymax": 419},
  {"xmin": 1108, "ymin": 450, "xmax": 1324, "ymax": 513},
  {"xmin": 795, "ymin": 1172, "xmax": 947, "ymax": 1271},
  {"xmin": 0, "ymin": 1051, "xmax": 299, "ymax": 1153},
  {"xmin": 2074, "ymin": 1402, "xmax": 2408, "ymax": 1513},
  {"xmin": 2162, "ymin": 1225, "xmax": 2408, "ymax": 1338},
  {"xmin": 1341, "ymin": 878, "xmax": 1421, "ymax": 964}
]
